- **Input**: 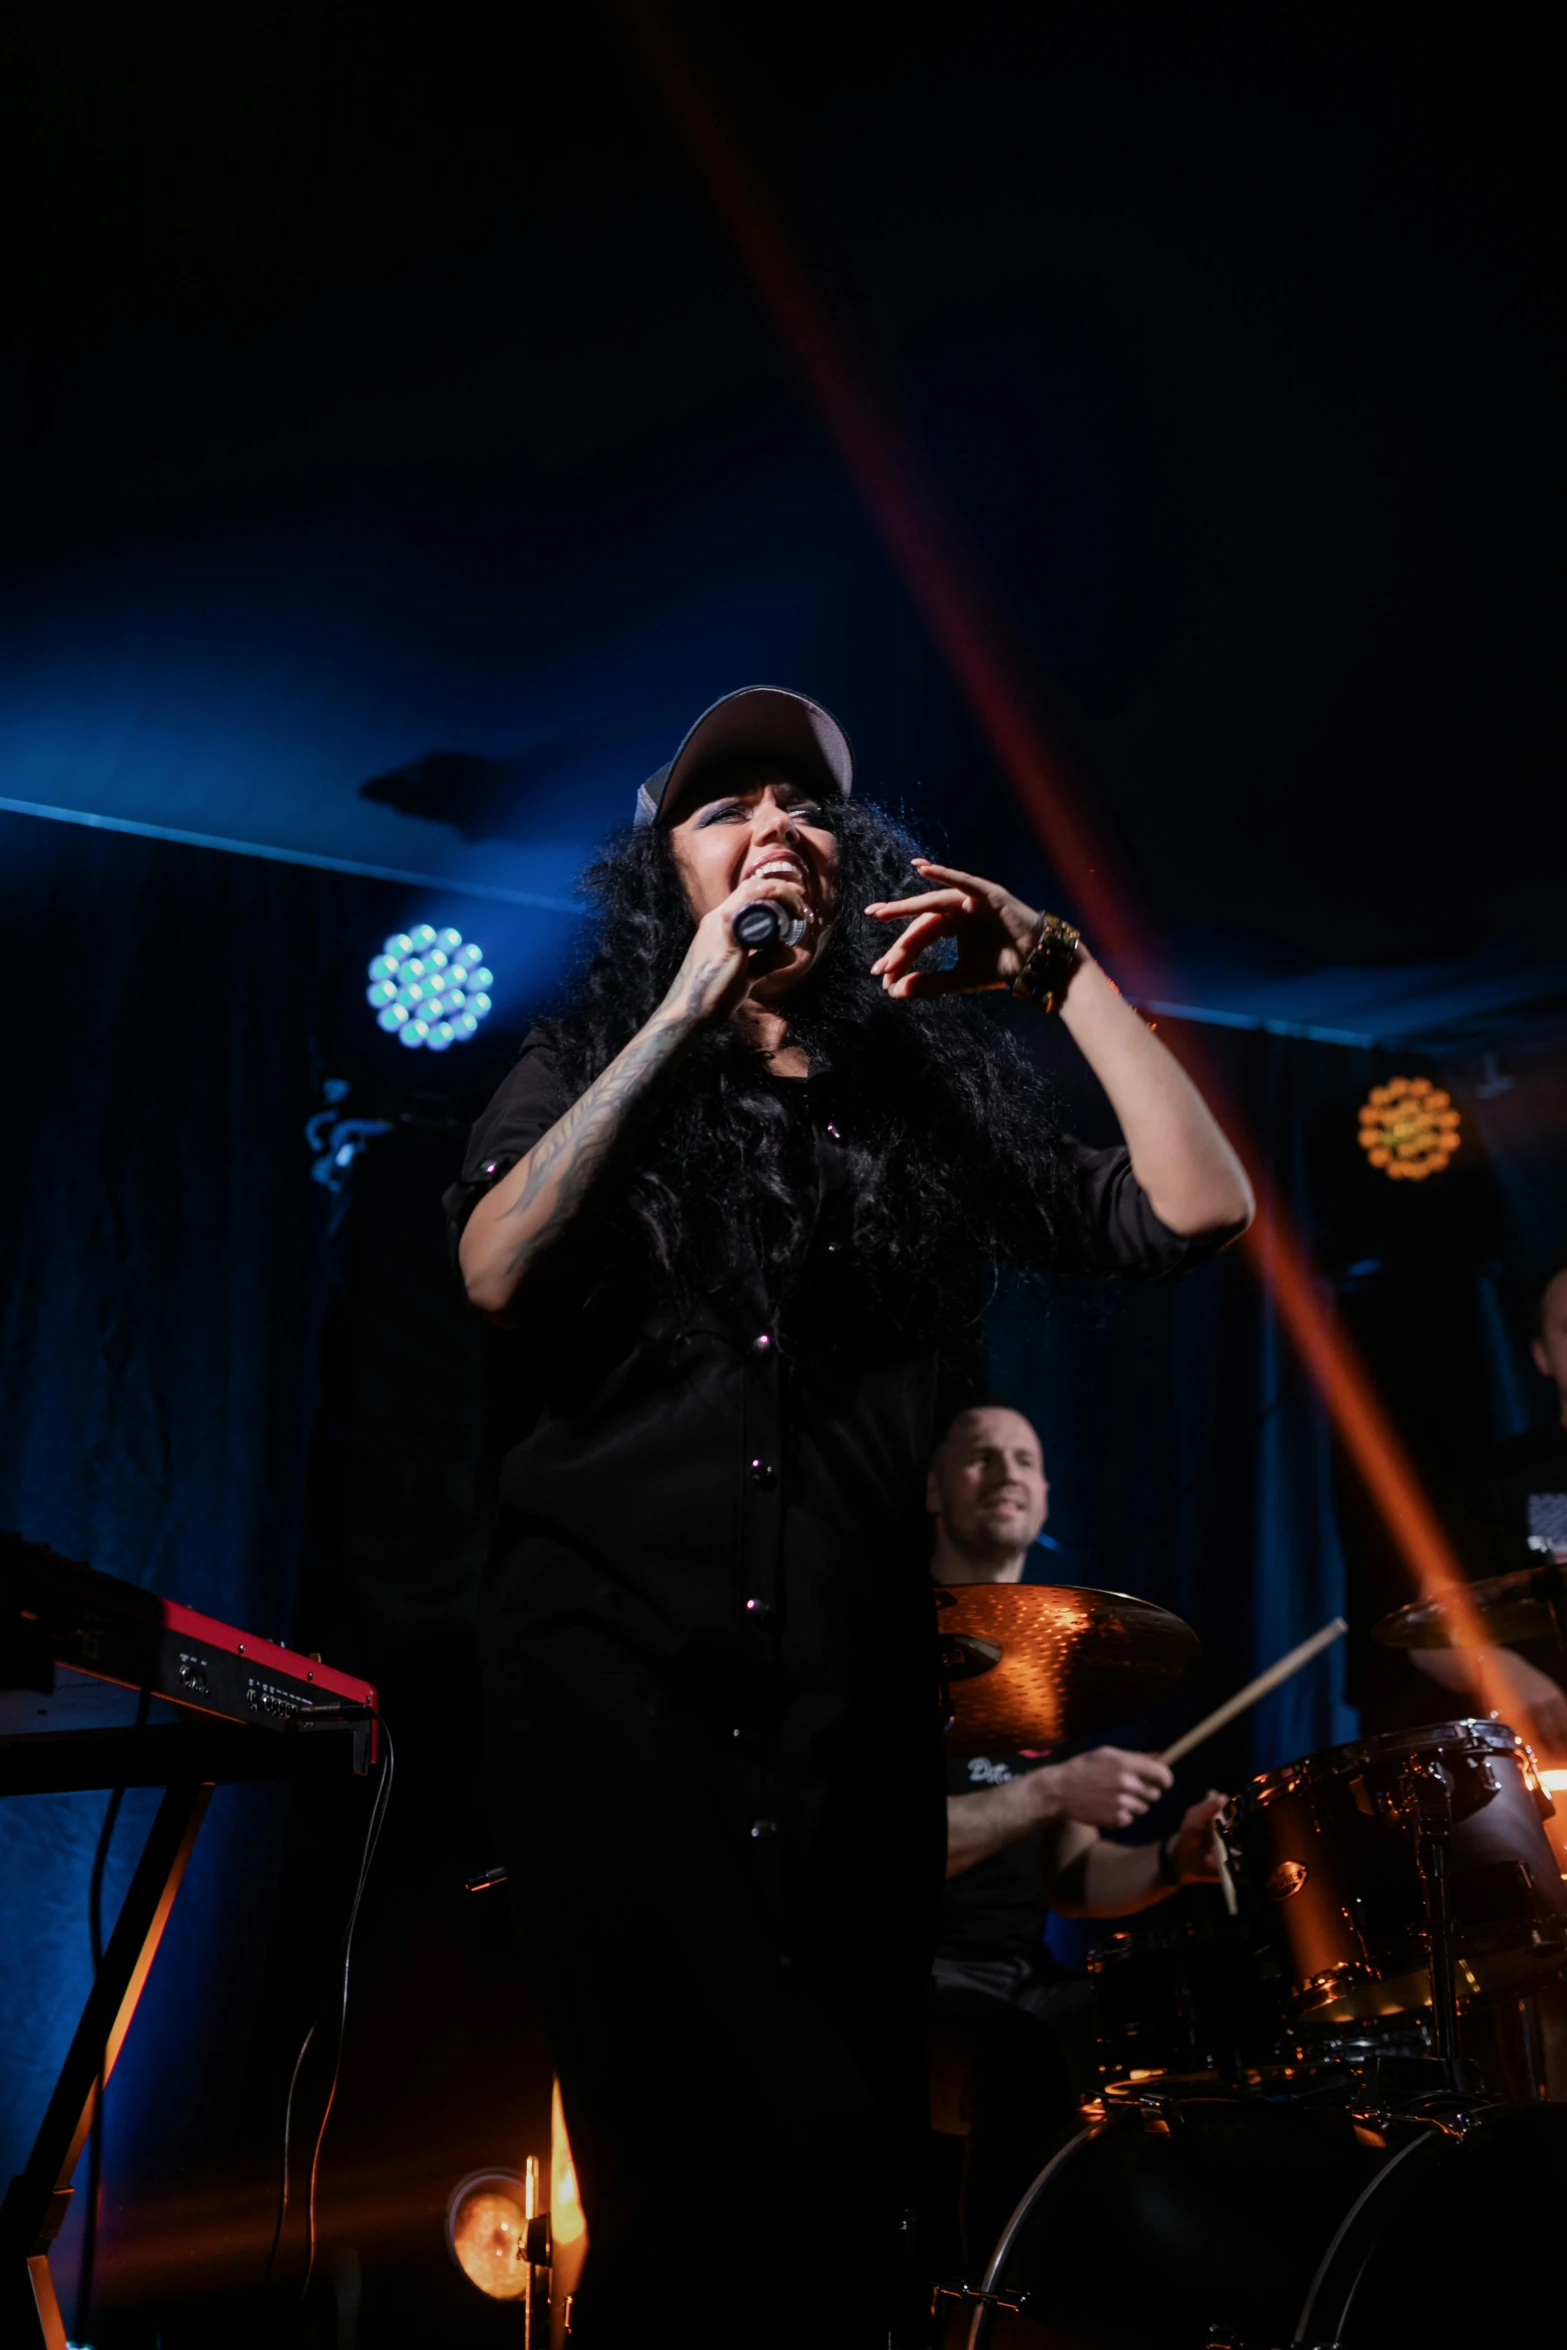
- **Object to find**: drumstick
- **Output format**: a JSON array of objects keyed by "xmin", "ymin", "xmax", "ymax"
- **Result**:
[{"xmin": 1158, "ymin": 1617, "xmax": 1348, "ymax": 1768}]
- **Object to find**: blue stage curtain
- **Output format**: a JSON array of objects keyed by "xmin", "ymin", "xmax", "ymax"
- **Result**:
[
  {"xmin": 0, "ymin": 810, "xmax": 341, "ymax": 2286},
  {"xmin": 986, "ymin": 1021, "xmax": 1368, "ymax": 1793}
]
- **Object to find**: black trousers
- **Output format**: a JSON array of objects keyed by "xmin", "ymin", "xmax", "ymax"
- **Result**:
[{"xmin": 484, "ymin": 1614, "xmax": 944, "ymax": 2347}]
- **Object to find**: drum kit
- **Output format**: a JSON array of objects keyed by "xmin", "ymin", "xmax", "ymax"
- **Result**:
[{"xmin": 932, "ymin": 1565, "xmax": 1567, "ymax": 2350}]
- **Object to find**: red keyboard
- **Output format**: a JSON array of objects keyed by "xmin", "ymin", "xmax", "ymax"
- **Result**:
[{"xmin": 1, "ymin": 1533, "xmax": 378, "ymax": 1758}]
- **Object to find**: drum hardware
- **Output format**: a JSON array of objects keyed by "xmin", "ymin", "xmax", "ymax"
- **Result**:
[
  {"xmin": 935, "ymin": 1633, "xmax": 1001, "ymax": 1737},
  {"xmin": 1288, "ymin": 2123, "xmax": 1452, "ymax": 2349},
  {"xmin": 1225, "ymin": 1719, "xmax": 1567, "ymax": 2028},
  {"xmin": 1091, "ymin": 1912, "xmax": 1301, "ymax": 2095},
  {"xmin": 930, "ymin": 2279, "xmax": 1032, "ymax": 2322},
  {"xmin": 963, "ymin": 2094, "xmax": 1390, "ymax": 2350},
  {"xmin": 1301, "ymin": 1957, "xmax": 1372, "ymax": 2014},
  {"xmin": 1400, "ymin": 1755, "xmax": 1467, "ymax": 2092},
  {"xmin": 521, "ymin": 2161, "xmax": 553, "ymax": 2350},
  {"xmin": 938, "ymin": 1634, "xmax": 1003, "ymax": 1680},
  {"xmin": 1126, "ymin": 2090, "xmax": 1184, "ymax": 2135},
  {"xmin": 1343, "ymin": 2054, "xmax": 1485, "ymax": 2122},
  {"xmin": 1290, "ymin": 2101, "xmax": 1567, "ymax": 2345},
  {"xmin": 973, "ymin": 1717, "xmax": 1567, "ymax": 2347},
  {"xmin": 961, "ymin": 2090, "xmax": 1567, "ymax": 2350}
]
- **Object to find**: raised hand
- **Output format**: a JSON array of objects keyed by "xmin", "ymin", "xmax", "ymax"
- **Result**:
[{"xmin": 865, "ymin": 859, "xmax": 1043, "ymax": 998}]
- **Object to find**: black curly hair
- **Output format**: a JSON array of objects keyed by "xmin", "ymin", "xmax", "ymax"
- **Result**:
[{"xmin": 533, "ymin": 792, "xmax": 1076, "ymax": 1351}]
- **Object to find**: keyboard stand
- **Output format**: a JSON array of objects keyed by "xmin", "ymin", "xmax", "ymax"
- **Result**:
[{"xmin": 0, "ymin": 1717, "xmax": 374, "ymax": 2350}]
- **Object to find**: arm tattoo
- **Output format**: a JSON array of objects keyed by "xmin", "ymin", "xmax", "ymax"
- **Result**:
[
  {"xmin": 681, "ymin": 955, "xmax": 726, "ymax": 1018},
  {"xmin": 497, "ymin": 1010, "xmax": 700, "ymax": 1285}
]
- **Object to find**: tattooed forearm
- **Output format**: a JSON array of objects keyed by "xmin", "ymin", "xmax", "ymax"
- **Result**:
[
  {"xmin": 459, "ymin": 1005, "xmax": 702, "ymax": 1312},
  {"xmin": 680, "ymin": 955, "xmax": 726, "ymax": 1019},
  {"xmin": 499, "ymin": 1020, "xmax": 683, "ymax": 1276}
]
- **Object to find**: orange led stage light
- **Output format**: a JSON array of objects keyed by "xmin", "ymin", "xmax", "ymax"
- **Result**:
[
  {"xmin": 1358, "ymin": 1077, "xmax": 1463, "ymax": 1181},
  {"xmin": 624, "ymin": 0, "xmax": 1509, "ymax": 1715}
]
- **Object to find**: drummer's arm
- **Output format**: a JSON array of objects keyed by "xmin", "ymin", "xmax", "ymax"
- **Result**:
[
  {"xmin": 945, "ymin": 1749, "xmax": 1172, "ymax": 1879},
  {"xmin": 1053, "ymin": 1833, "xmax": 1166, "ymax": 1918},
  {"xmin": 1053, "ymin": 1797, "xmax": 1226, "ymax": 1918}
]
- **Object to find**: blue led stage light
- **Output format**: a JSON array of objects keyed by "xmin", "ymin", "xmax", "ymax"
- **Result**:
[{"xmin": 367, "ymin": 924, "xmax": 494, "ymax": 1051}]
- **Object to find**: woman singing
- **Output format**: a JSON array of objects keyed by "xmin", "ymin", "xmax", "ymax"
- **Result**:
[{"xmin": 446, "ymin": 686, "xmax": 1251, "ymax": 2345}]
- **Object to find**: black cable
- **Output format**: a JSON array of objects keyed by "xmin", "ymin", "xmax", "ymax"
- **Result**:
[
  {"xmin": 78, "ymin": 1681, "xmax": 152, "ymax": 2348},
  {"xmin": 301, "ymin": 1722, "xmax": 394, "ymax": 2304},
  {"xmin": 262, "ymin": 2018, "xmax": 318, "ymax": 2293},
  {"xmin": 263, "ymin": 1718, "xmax": 395, "ymax": 2310}
]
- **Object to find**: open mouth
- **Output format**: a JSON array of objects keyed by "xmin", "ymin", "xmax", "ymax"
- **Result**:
[
  {"xmin": 744, "ymin": 854, "xmax": 811, "ymax": 894},
  {"xmin": 742, "ymin": 855, "xmax": 820, "ymax": 941}
]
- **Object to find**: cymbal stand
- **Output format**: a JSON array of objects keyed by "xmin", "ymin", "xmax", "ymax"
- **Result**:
[{"xmin": 522, "ymin": 2155, "xmax": 551, "ymax": 2350}]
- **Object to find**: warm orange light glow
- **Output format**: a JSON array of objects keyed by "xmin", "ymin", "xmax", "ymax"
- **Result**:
[
  {"xmin": 550, "ymin": 2079, "xmax": 587, "ymax": 2248},
  {"xmin": 447, "ymin": 2176, "xmax": 528, "ymax": 2301},
  {"xmin": 548, "ymin": 2078, "xmax": 589, "ymax": 2345},
  {"xmin": 1522, "ymin": 1767, "xmax": 1567, "ymax": 1883},
  {"xmin": 1357, "ymin": 1077, "xmax": 1462, "ymax": 1182}
]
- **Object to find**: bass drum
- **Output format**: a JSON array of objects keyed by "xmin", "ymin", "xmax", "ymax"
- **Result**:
[
  {"xmin": 966, "ymin": 2097, "xmax": 1385, "ymax": 2350},
  {"xmin": 967, "ymin": 2099, "xmax": 1567, "ymax": 2350},
  {"xmin": 1293, "ymin": 2100, "xmax": 1567, "ymax": 2348}
]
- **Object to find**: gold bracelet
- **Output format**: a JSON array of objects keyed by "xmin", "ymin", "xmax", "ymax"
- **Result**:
[{"xmin": 1010, "ymin": 910, "xmax": 1082, "ymax": 1013}]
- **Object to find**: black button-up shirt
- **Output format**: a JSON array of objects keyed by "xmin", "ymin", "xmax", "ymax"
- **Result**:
[
  {"xmin": 445, "ymin": 1030, "xmax": 1224, "ymax": 1915},
  {"xmin": 444, "ymin": 1027, "xmax": 1236, "ymax": 2337}
]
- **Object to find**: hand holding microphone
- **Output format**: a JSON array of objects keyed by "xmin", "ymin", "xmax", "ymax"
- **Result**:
[
  {"xmin": 660, "ymin": 867, "xmax": 816, "ymax": 1036},
  {"xmin": 732, "ymin": 899, "xmax": 808, "ymax": 951}
]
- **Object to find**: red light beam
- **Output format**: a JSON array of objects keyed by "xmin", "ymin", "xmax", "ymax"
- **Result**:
[{"xmin": 625, "ymin": 1, "xmax": 1510, "ymax": 1719}]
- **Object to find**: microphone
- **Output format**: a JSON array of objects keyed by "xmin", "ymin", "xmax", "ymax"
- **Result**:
[{"xmin": 732, "ymin": 900, "xmax": 807, "ymax": 951}]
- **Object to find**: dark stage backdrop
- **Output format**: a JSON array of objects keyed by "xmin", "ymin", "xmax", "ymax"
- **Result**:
[
  {"xmin": 0, "ymin": 806, "xmax": 537, "ymax": 2333},
  {"xmin": 0, "ymin": 808, "xmax": 332, "ymax": 2312},
  {"xmin": 986, "ymin": 1012, "xmax": 1366, "ymax": 1948},
  {"xmin": 3, "ymin": 804, "xmax": 1558, "ymax": 2336}
]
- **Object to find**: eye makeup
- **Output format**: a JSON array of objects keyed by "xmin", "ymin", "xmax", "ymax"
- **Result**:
[{"xmin": 690, "ymin": 794, "xmax": 828, "ymax": 830}]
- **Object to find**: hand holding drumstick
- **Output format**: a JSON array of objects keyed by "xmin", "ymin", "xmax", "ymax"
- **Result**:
[{"xmin": 1153, "ymin": 1620, "xmax": 1349, "ymax": 1913}]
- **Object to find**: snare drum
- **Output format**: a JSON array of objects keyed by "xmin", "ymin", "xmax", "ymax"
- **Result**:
[{"xmin": 1226, "ymin": 1717, "xmax": 1567, "ymax": 2023}]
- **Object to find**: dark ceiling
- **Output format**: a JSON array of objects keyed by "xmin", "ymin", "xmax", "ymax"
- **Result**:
[{"xmin": 4, "ymin": 1, "xmax": 1561, "ymax": 1042}]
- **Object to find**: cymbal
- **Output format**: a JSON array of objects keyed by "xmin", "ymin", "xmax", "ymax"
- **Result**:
[
  {"xmin": 1373, "ymin": 1559, "xmax": 1567, "ymax": 1651},
  {"xmin": 936, "ymin": 1582, "xmax": 1200, "ymax": 1756}
]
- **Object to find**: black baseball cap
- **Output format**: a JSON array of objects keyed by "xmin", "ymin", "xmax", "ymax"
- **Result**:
[{"xmin": 634, "ymin": 685, "xmax": 855, "ymax": 828}]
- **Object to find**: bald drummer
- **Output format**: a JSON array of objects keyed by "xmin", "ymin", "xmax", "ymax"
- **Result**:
[{"xmin": 927, "ymin": 1404, "xmax": 1225, "ymax": 2271}]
